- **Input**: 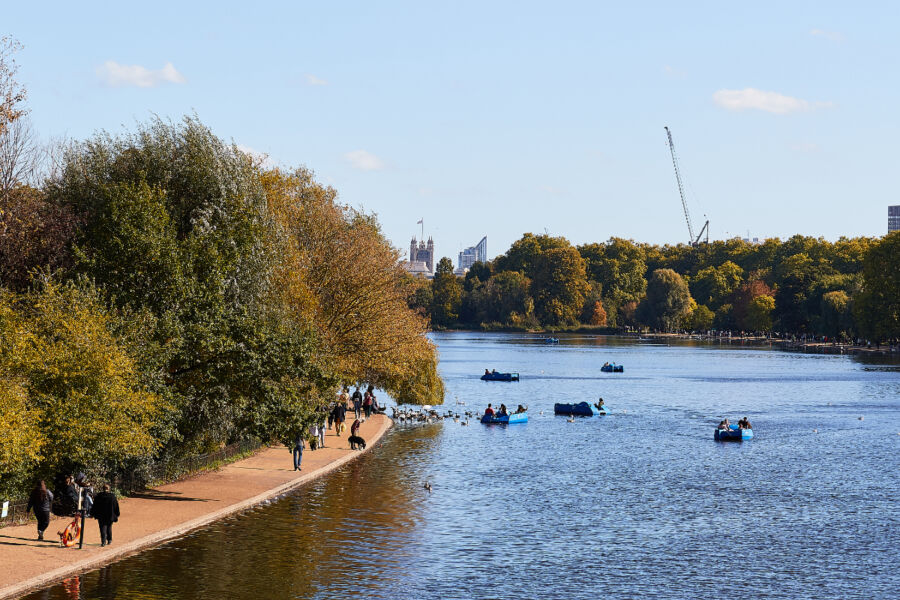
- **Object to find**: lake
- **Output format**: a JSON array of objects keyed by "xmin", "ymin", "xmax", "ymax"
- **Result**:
[{"xmin": 25, "ymin": 332, "xmax": 900, "ymax": 599}]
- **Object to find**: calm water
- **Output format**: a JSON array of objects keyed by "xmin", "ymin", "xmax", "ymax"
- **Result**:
[{"xmin": 25, "ymin": 333, "xmax": 900, "ymax": 599}]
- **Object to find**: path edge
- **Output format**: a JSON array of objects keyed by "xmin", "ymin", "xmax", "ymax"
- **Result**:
[{"xmin": 0, "ymin": 417, "xmax": 393, "ymax": 600}]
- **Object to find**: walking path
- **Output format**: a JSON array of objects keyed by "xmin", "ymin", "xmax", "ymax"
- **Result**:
[{"xmin": 0, "ymin": 415, "xmax": 391, "ymax": 600}]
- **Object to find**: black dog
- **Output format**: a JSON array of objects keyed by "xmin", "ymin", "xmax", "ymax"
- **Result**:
[{"xmin": 348, "ymin": 435, "xmax": 366, "ymax": 450}]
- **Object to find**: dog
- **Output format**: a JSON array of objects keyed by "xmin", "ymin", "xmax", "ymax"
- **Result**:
[{"xmin": 348, "ymin": 435, "xmax": 366, "ymax": 450}]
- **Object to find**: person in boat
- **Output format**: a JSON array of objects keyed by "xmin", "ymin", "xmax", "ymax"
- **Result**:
[
  {"xmin": 594, "ymin": 397, "xmax": 606, "ymax": 411},
  {"xmin": 717, "ymin": 420, "xmax": 728, "ymax": 430},
  {"xmin": 739, "ymin": 417, "xmax": 752, "ymax": 429},
  {"xmin": 484, "ymin": 369, "xmax": 491, "ymax": 376},
  {"xmin": 515, "ymin": 404, "xmax": 527, "ymax": 414},
  {"xmin": 498, "ymin": 404, "xmax": 508, "ymax": 416},
  {"xmin": 603, "ymin": 362, "xmax": 610, "ymax": 367},
  {"xmin": 491, "ymin": 369, "xmax": 497, "ymax": 374},
  {"xmin": 484, "ymin": 404, "xmax": 495, "ymax": 417}
]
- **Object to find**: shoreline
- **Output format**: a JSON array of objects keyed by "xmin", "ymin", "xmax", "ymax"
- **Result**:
[
  {"xmin": 434, "ymin": 328, "xmax": 898, "ymax": 356},
  {"xmin": 0, "ymin": 415, "xmax": 392, "ymax": 600}
]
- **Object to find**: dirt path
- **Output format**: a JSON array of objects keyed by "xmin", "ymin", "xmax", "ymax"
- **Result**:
[{"xmin": 0, "ymin": 415, "xmax": 391, "ymax": 599}]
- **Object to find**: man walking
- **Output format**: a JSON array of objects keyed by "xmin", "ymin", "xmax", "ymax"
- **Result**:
[
  {"xmin": 92, "ymin": 484, "xmax": 120, "ymax": 547},
  {"xmin": 292, "ymin": 431, "xmax": 305, "ymax": 471},
  {"xmin": 351, "ymin": 387, "xmax": 363, "ymax": 420}
]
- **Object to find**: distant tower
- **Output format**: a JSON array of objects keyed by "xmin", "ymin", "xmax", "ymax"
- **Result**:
[
  {"xmin": 410, "ymin": 237, "xmax": 417, "ymax": 262},
  {"xmin": 426, "ymin": 237, "xmax": 434, "ymax": 273}
]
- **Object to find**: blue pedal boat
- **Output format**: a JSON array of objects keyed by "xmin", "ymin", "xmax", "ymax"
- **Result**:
[
  {"xmin": 481, "ymin": 412, "xmax": 528, "ymax": 424},
  {"xmin": 481, "ymin": 371, "xmax": 520, "ymax": 381},
  {"xmin": 714, "ymin": 425, "xmax": 754, "ymax": 441},
  {"xmin": 600, "ymin": 364, "xmax": 623, "ymax": 373},
  {"xmin": 554, "ymin": 401, "xmax": 607, "ymax": 416}
]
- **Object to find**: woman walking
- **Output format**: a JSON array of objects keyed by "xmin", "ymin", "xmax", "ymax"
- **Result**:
[{"xmin": 26, "ymin": 481, "xmax": 53, "ymax": 541}]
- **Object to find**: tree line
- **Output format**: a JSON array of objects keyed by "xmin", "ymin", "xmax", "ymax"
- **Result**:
[
  {"xmin": 409, "ymin": 231, "xmax": 899, "ymax": 343},
  {"xmin": 0, "ymin": 40, "xmax": 442, "ymax": 500}
]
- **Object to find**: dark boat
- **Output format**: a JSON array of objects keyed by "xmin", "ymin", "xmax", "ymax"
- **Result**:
[
  {"xmin": 481, "ymin": 372, "xmax": 520, "ymax": 382},
  {"xmin": 600, "ymin": 364, "xmax": 623, "ymax": 373},
  {"xmin": 545, "ymin": 337, "xmax": 559, "ymax": 344},
  {"xmin": 554, "ymin": 402, "xmax": 606, "ymax": 416}
]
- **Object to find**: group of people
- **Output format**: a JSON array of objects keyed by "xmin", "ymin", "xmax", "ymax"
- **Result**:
[
  {"xmin": 717, "ymin": 417, "xmax": 753, "ymax": 430},
  {"xmin": 25, "ymin": 475, "xmax": 120, "ymax": 546},
  {"xmin": 292, "ymin": 384, "xmax": 382, "ymax": 470},
  {"xmin": 482, "ymin": 403, "xmax": 528, "ymax": 417}
]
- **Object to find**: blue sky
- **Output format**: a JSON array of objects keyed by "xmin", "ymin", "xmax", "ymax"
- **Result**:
[{"xmin": 7, "ymin": 1, "xmax": 898, "ymax": 262}]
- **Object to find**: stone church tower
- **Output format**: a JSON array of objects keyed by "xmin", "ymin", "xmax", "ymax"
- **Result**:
[{"xmin": 409, "ymin": 236, "xmax": 435, "ymax": 274}]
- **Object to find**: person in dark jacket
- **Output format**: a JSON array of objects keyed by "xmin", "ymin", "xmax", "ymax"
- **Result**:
[
  {"xmin": 59, "ymin": 475, "xmax": 79, "ymax": 516},
  {"xmin": 92, "ymin": 484, "xmax": 120, "ymax": 547},
  {"xmin": 26, "ymin": 480, "xmax": 54, "ymax": 541}
]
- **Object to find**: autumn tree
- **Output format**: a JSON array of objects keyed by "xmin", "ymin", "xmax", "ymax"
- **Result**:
[
  {"xmin": 0, "ymin": 279, "xmax": 166, "ymax": 492},
  {"xmin": 262, "ymin": 167, "xmax": 443, "ymax": 405}
]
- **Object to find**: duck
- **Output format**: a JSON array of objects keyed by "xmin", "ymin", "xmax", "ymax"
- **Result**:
[
  {"xmin": 566, "ymin": 416, "xmax": 576, "ymax": 423},
  {"xmin": 424, "ymin": 481, "xmax": 432, "ymax": 492}
]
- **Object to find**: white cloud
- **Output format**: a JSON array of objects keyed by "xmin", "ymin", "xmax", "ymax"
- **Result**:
[
  {"xmin": 344, "ymin": 149, "xmax": 384, "ymax": 171},
  {"xmin": 810, "ymin": 28, "xmax": 845, "ymax": 42},
  {"xmin": 712, "ymin": 88, "xmax": 833, "ymax": 115},
  {"xmin": 97, "ymin": 61, "xmax": 186, "ymax": 88},
  {"xmin": 305, "ymin": 74, "xmax": 328, "ymax": 86}
]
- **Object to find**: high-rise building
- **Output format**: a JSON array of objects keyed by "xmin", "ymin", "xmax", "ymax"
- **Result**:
[
  {"xmin": 889, "ymin": 205, "xmax": 900, "ymax": 233},
  {"xmin": 457, "ymin": 236, "xmax": 488, "ymax": 273}
]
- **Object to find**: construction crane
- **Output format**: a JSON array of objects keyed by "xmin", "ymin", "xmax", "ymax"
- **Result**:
[{"xmin": 664, "ymin": 126, "xmax": 709, "ymax": 246}]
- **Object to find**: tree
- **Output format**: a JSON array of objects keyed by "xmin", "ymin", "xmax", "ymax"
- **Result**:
[
  {"xmin": 531, "ymin": 246, "xmax": 590, "ymax": 327},
  {"xmin": 689, "ymin": 304, "xmax": 715, "ymax": 331},
  {"xmin": 689, "ymin": 261, "xmax": 744, "ymax": 308},
  {"xmin": 636, "ymin": 269, "xmax": 692, "ymax": 332},
  {"xmin": 854, "ymin": 232, "xmax": 900, "ymax": 341},
  {"xmin": 745, "ymin": 295, "xmax": 775, "ymax": 332},
  {"xmin": 263, "ymin": 167, "xmax": 443, "ymax": 406},
  {"xmin": 731, "ymin": 280, "xmax": 773, "ymax": 331},
  {"xmin": 494, "ymin": 233, "xmax": 569, "ymax": 278},
  {"xmin": 0, "ymin": 279, "xmax": 166, "ymax": 487},
  {"xmin": 431, "ymin": 257, "xmax": 462, "ymax": 327},
  {"xmin": 821, "ymin": 290, "xmax": 851, "ymax": 338},
  {"xmin": 0, "ymin": 36, "xmax": 27, "ymax": 137},
  {"xmin": 578, "ymin": 238, "xmax": 647, "ymax": 307},
  {"xmin": 586, "ymin": 300, "xmax": 607, "ymax": 326},
  {"xmin": 0, "ymin": 185, "xmax": 78, "ymax": 291}
]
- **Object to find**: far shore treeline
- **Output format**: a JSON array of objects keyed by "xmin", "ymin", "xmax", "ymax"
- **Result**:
[
  {"xmin": 410, "ymin": 233, "xmax": 899, "ymax": 342},
  {"xmin": 0, "ymin": 106, "xmax": 443, "ymax": 497}
]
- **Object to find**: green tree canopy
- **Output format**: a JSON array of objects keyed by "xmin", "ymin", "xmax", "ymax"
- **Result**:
[{"xmin": 637, "ymin": 268, "xmax": 692, "ymax": 332}]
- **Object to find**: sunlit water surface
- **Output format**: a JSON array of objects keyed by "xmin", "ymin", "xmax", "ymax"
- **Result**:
[{"xmin": 25, "ymin": 333, "xmax": 900, "ymax": 599}]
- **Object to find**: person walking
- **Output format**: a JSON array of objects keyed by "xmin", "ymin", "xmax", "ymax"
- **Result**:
[
  {"xmin": 92, "ymin": 484, "xmax": 120, "ymax": 547},
  {"xmin": 351, "ymin": 387, "xmax": 363, "ymax": 420},
  {"xmin": 334, "ymin": 402, "xmax": 347, "ymax": 436},
  {"xmin": 292, "ymin": 431, "xmax": 305, "ymax": 471},
  {"xmin": 26, "ymin": 481, "xmax": 53, "ymax": 541},
  {"xmin": 363, "ymin": 386, "xmax": 374, "ymax": 420},
  {"xmin": 318, "ymin": 416, "xmax": 326, "ymax": 449},
  {"xmin": 339, "ymin": 386, "xmax": 351, "ymax": 410}
]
